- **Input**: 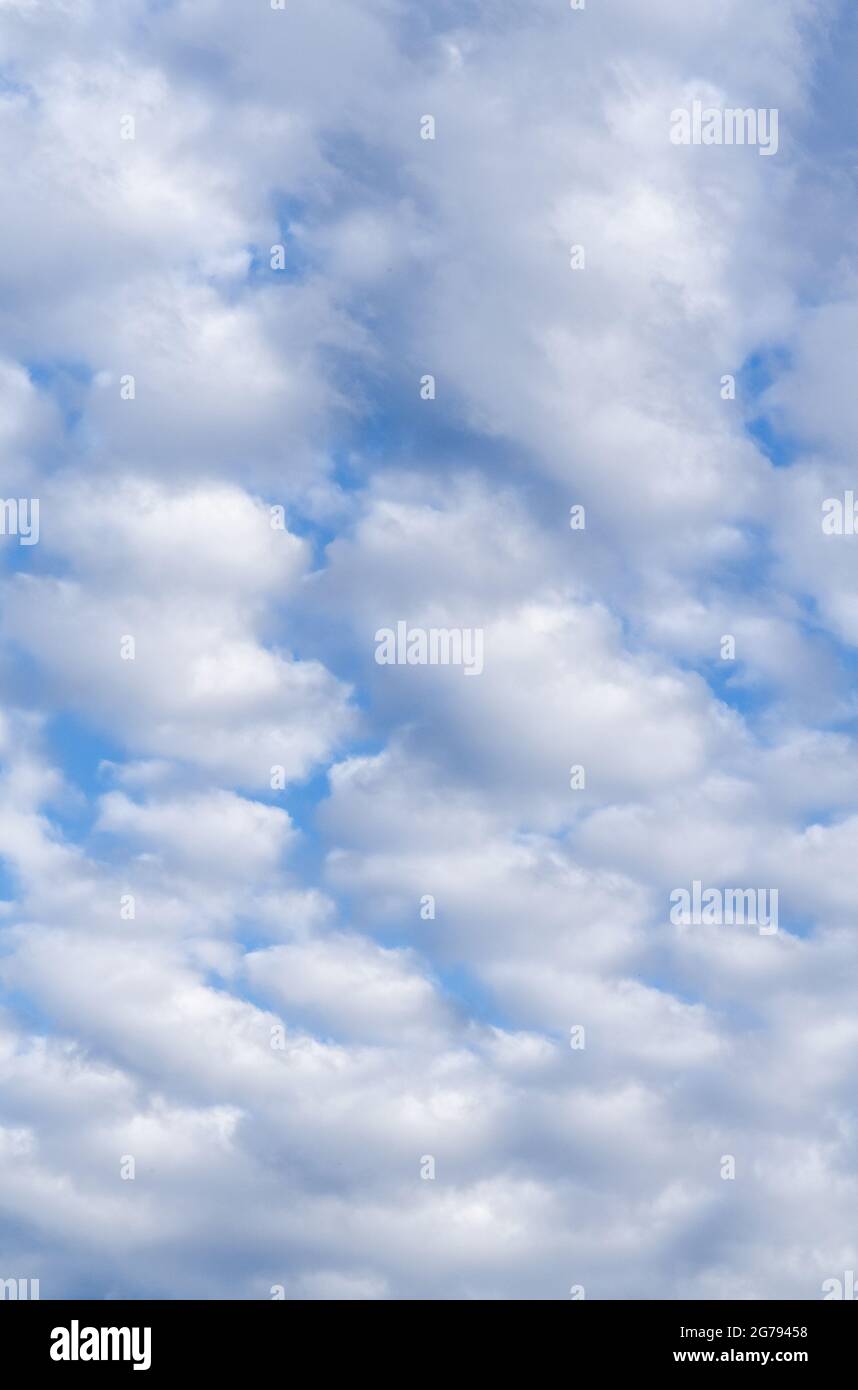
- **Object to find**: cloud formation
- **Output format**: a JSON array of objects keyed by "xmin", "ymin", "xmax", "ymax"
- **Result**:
[{"xmin": 0, "ymin": 0, "xmax": 856, "ymax": 1301}]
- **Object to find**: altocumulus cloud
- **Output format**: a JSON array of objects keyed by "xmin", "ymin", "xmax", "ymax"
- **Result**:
[{"xmin": 0, "ymin": 0, "xmax": 857, "ymax": 1301}]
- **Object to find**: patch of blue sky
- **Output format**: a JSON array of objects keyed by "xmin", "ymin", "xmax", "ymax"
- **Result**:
[
  {"xmin": 800, "ymin": 2, "xmax": 858, "ymax": 150},
  {"xmin": 262, "ymin": 766, "xmax": 332, "ymax": 882},
  {"xmin": 429, "ymin": 962, "xmax": 516, "ymax": 1031},
  {"xmin": 739, "ymin": 348, "xmax": 804, "ymax": 468},
  {"xmin": 0, "ymin": 854, "xmax": 18, "ymax": 903},
  {"xmin": 0, "ymin": 67, "xmax": 36, "ymax": 103},
  {"xmin": 248, "ymin": 197, "xmax": 318, "ymax": 286},
  {"xmin": 333, "ymin": 384, "xmax": 528, "ymax": 494},
  {"xmin": 0, "ymin": 531, "xmax": 42, "ymax": 577},
  {"xmin": 222, "ymin": 937, "xmax": 516, "ymax": 1039},
  {"xmin": 0, "ymin": 639, "xmax": 56, "ymax": 713},
  {"xmin": 44, "ymin": 711, "xmax": 128, "ymax": 833},
  {"xmin": 0, "ymin": 984, "xmax": 61, "ymax": 1039},
  {"xmin": 702, "ymin": 658, "xmax": 779, "ymax": 722},
  {"xmin": 24, "ymin": 357, "xmax": 93, "ymax": 437}
]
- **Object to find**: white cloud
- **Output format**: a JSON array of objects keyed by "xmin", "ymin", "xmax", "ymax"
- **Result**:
[{"xmin": 0, "ymin": 0, "xmax": 855, "ymax": 1303}]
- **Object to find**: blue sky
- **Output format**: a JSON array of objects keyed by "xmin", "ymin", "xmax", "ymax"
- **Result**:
[{"xmin": 0, "ymin": 0, "xmax": 857, "ymax": 1301}]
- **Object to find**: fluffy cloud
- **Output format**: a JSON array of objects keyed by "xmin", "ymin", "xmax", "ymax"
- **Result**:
[{"xmin": 0, "ymin": 0, "xmax": 856, "ymax": 1303}]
